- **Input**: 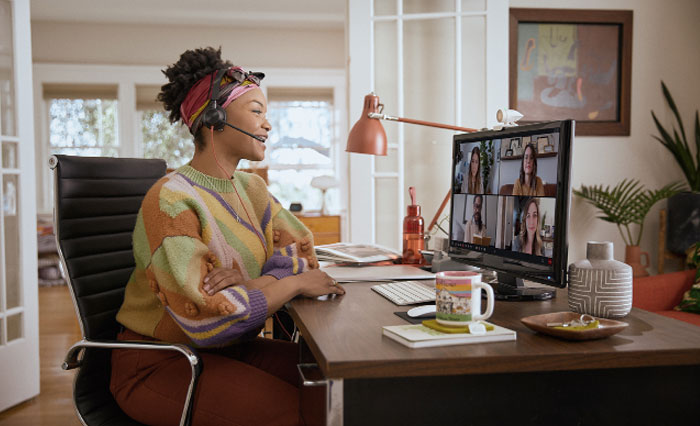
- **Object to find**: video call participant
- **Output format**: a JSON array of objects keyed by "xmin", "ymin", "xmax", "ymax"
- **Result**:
[
  {"xmin": 512, "ymin": 197, "xmax": 543, "ymax": 256},
  {"xmin": 512, "ymin": 143, "xmax": 545, "ymax": 196},
  {"xmin": 110, "ymin": 47, "xmax": 344, "ymax": 426},
  {"xmin": 461, "ymin": 146, "xmax": 483, "ymax": 194},
  {"xmin": 464, "ymin": 194, "xmax": 487, "ymax": 244}
]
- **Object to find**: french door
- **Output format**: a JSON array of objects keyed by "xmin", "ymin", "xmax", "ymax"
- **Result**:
[
  {"xmin": 0, "ymin": 0, "xmax": 39, "ymax": 412},
  {"xmin": 347, "ymin": 0, "xmax": 508, "ymax": 248}
]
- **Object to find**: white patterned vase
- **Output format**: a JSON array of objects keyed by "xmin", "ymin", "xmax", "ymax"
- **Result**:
[{"xmin": 568, "ymin": 241, "xmax": 633, "ymax": 318}]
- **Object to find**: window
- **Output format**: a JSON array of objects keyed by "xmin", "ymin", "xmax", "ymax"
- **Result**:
[
  {"xmin": 35, "ymin": 65, "xmax": 346, "ymax": 224},
  {"xmin": 45, "ymin": 84, "xmax": 119, "ymax": 157},
  {"xmin": 49, "ymin": 99, "xmax": 119, "ymax": 157},
  {"xmin": 137, "ymin": 85, "xmax": 193, "ymax": 168},
  {"xmin": 242, "ymin": 88, "xmax": 339, "ymax": 213}
]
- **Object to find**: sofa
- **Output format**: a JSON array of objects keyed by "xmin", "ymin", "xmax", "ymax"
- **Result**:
[{"xmin": 633, "ymin": 269, "xmax": 700, "ymax": 327}]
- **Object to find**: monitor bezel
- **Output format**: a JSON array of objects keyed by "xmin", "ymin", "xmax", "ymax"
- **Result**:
[{"xmin": 448, "ymin": 120, "xmax": 573, "ymax": 288}]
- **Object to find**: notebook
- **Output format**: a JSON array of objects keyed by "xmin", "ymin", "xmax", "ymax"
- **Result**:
[{"xmin": 382, "ymin": 321, "xmax": 516, "ymax": 348}]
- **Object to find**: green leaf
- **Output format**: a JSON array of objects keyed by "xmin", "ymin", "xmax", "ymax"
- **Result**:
[
  {"xmin": 652, "ymin": 82, "xmax": 700, "ymax": 192},
  {"xmin": 662, "ymin": 81, "xmax": 687, "ymax": 144},
  {"xmin": 574, "ymin": 179, "xmax": 683, "ymax": 243}
]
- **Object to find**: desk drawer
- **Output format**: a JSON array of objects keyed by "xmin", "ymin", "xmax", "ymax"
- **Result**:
[
  {"xmin": 298, "ymin": 215, "xmax": 341, "ymax": 245},
  {"xmin": 298, "ymin": 215, "xmax": 340, "ymax": 233}
]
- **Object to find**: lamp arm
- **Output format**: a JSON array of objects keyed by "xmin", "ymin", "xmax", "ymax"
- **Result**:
[
  {"xmin": 368, "ymin": 112, "xmax": 477, "ymax": 133},
  {"xmin": 427, "ymin": 189, "xmax": 452, "ymax": 234}
]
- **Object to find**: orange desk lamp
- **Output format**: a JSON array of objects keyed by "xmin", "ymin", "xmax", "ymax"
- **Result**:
[
  {"xmin": 346, "ymin": 92, "xmax": 523, "ymax": 234},
  {"xmin": 347, "ymin": 93, "xmax": 468, "ymax": 234}
]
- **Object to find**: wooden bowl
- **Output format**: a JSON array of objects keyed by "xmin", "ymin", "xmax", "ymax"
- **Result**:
[{"xmin": 521, "ymin": 311, "xmax": 628, "ymax": 341}]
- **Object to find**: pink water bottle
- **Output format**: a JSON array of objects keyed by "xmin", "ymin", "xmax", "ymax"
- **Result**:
[{"xmin": 402, "ymin": 187, "xmax": 425, "ymax": 265}]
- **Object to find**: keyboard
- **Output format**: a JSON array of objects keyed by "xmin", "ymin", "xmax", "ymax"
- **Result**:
[{"xmin": 371, "ymin": 281, "xmax": 436, "ymax": 306}]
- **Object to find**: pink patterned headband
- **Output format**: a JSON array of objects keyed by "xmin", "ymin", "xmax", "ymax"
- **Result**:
[{"xmin": 179, "ymin": 66, "xmax": 264, "ymax": 131}]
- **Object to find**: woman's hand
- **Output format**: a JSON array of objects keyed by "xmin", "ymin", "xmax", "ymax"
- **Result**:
[
  {"xmin": 293, "ymin": 269, "xmax": 346, "ymax": 298},
  {"xmin": 202, "ymin": 268, "xmax": 244, "ymax": 296}
]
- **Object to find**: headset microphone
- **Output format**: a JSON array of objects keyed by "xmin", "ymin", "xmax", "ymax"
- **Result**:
[
  {"xmin": 202, "ymin": 69, "xmax": 266, "ymax": 143},
  {"xmin": 223, "ymin": 121, "xmax": 266, "ymax": 142}
]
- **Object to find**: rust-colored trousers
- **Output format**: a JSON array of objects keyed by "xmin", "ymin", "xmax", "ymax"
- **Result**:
[{"xmin": 111, "ymin": 328, "xmax": 304, "ymax": 426}]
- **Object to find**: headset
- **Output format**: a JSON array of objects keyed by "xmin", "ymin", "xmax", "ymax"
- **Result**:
[{"xmin": 201, "ymin": 69, "xmax": 265, "ymax": 142}]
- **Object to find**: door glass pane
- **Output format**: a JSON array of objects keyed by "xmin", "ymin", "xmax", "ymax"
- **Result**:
[
  {"xmin": 376, "ymin": 146, "xmax": 399, "ymax": 174},
  {"xmin": 3, "ymin": 174, "xmax": 19, "ymax": 309},
  {"xmin": 376, "ymin": 178, "xmax": 399, "ymax": 249},
  {"xmin": 404, "ymin": 0, "xmax": 453, "ymax": 14},
  {"xmin": 2, "ymin": 141, "xmax": 17, "ymax": 168},
  {"xmin": 374, "ymin": 20, "xmax": 398, "ymax": 173},
  {"xmin": 461, "ymin": 15, "xmax": 486, "ymax": 128},
  {"xmin": 461, "ymin": 0, "xmax": 486, "ymax": 12},
  {"xmin": 404, "ymin": 18, "xmax": 456, "ymax": 226},
  {"xmin": 0, "ymin": 0, "xmax": 16, "ymax": 137},
  {"xmin": 374, "ymin": 0, "xmax": 397, "ymax": 16},
  {"xmin": 7, "ymin": 312, "xmax": 21, "ymax": 342}
]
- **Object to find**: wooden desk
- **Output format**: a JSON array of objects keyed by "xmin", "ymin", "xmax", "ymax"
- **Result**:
[{"xmin": 288, "ymin": 282, "xmax": 700, "ymax": 426}]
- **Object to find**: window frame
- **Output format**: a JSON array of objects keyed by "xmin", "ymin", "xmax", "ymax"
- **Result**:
[{"xmin": 33, "ymin": 64, "xmax": 347, "ymax": 240}]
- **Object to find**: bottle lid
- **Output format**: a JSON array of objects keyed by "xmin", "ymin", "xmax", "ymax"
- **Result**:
[{"xmin": 407, "ymin": 205, "xmax": 421, "ymax": 216}]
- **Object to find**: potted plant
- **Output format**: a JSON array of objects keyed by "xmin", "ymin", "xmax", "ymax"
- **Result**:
[
  {"xmin": 574, "ymin": 179, "xmax": 683, "ymax": 277},
  {"xmin": 479, "ymin": 139, "xmax": 494, "ymax": 193},
  {"xmin": 651, "ymin": 81, "xmax": 700, "ymax": 254}
]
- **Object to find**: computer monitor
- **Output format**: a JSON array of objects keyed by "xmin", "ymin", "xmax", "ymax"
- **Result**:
[{"xmin": 448, "ymin": 120, "xmax": 574, "ymax": 300}]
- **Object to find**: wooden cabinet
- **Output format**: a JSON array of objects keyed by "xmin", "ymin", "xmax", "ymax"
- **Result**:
[{"xmin": 296, "ymin": 214, "xmax": 341, "ymax": 245}]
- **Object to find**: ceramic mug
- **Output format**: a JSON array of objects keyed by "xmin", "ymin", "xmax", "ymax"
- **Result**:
[{"xmin": 435, "ymin": 271, "xmax": 495, "ymax": 326}]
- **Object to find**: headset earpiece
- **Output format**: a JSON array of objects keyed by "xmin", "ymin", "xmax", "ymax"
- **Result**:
[{"xmin": 201, "ymin": 69, "xmax": 227, "ymax": 131}]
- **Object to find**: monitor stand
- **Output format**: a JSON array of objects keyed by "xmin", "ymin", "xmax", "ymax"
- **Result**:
[{"xmin": 489, "ymin": 271, "xmax": 556, "ymax": 301}]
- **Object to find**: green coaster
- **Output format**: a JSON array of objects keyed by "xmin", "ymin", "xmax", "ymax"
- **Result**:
[{"xmin": 422, "ymin": 319, "xmax": 494, "ymax": 334}]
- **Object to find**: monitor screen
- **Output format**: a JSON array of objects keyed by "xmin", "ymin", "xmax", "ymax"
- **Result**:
[{"xmin": 448, "ymin": 120, "xmax": 573, "ymax": 298}]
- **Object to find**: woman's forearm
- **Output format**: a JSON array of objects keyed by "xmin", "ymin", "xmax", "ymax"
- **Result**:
[{"xmin": 260, "ymin": 275, "xmax": 301, "ymax": 315}]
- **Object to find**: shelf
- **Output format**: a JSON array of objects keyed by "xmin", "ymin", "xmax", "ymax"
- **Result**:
[{"xmin": 501, "ymin": 152, "xmax": 557, "ymax": 161}]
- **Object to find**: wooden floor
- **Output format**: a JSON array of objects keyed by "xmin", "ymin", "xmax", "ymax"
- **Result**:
[{"xmin": 0, "ymin": 285, "xmax": 81, "ymax": 425}]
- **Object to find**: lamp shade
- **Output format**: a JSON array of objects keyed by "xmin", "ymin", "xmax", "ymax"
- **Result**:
[{"xmin": 346, "ymin": 93, "xmax": 387, "ymax": 156}]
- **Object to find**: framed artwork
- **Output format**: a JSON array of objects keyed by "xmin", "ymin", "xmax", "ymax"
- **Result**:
[
  {"xmin": 509, "ymin": 8, "xmax": 633, "ymax": 136},
  {"xmin": 505, "ymin": 149, "xmax": 513, "ymax": 157},
  {"xmin": 509, "ymin": 137, "xmax": 521, "ymax": 151}
]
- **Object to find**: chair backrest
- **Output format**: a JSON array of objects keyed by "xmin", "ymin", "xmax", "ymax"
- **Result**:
[{"xmin": 51, "ymin": 155, "xmax": 166, "ymax": 341}]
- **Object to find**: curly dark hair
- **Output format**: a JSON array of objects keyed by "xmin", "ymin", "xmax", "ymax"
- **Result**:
[{"xmin": 158, "ymin": 47, "xmax": 232, "ymax": 149}]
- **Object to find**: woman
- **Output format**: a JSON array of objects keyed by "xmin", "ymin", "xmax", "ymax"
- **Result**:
[
  {"xmin": 514, "ymin": 198, "xmax": 543, "ymax": 256},
  {"xmin": 110, "ymin": 47, "xmax": 344, "ymax": 426},
  {"xmin": 512, "ymin": 143, "xmax": 545, "ymax": 196},
  {"xmin": 461, "ymin": 146, "xmax": 483, "ymax": 194}
]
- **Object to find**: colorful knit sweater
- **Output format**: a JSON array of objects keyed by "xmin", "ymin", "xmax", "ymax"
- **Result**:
[{"xmin": 116, "ymin": 165, "xmax": 318, "ymax": 348}]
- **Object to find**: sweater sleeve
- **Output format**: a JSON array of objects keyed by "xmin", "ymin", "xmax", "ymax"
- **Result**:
[
  {"xmin": 138, "ymin": 182, "xmax": 267, "ymax": 347},
  {"xmin": 261, "ymin": 194, "xmax": 319, "ymax": 280}
]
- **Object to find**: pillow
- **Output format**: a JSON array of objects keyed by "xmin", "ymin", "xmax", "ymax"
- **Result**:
[{"xmin": 675, "ymin": 243, "xmax": 700, "ymax": 314}]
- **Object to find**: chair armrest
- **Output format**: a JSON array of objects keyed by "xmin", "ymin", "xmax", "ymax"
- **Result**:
[
  {"xmin": 63, "ymin": 339, "xmax": 202, "ymax": 426},
  {"xmin": 633, "ymin": 269, "xmax": 696, "ymax": 311}
]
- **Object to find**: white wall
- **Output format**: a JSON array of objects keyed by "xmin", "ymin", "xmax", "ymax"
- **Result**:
[
  {"xmin": 31, "ymin": 21, "xmax": 344, "ymax": 68},
  {"xmin": 508, "ymin": 0, "xmax": 700, "ymax": 272}
]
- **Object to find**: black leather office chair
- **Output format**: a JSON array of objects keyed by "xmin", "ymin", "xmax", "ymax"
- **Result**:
[{"xmin": 51, "ymin": 155, "xmax": 202, "ymax": 426}]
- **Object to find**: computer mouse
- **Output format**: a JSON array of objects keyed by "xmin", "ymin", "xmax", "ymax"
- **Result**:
[{"xmin": 406, "ymin": 304, "xmax": 436, "ymax": 318}]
